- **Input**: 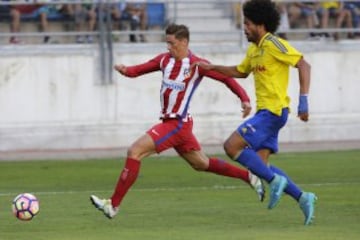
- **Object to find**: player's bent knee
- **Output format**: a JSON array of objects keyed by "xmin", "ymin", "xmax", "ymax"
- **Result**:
[
  {"xmin": 223, "ymin": 141, "xmax": 236, "ymax": 159},
  {"xmin": 127, "ymin": 146, "xmax": 142, "ymax": 160},
  {"xmin": 126, "ymin": 148, "xmax": 135, "ymax": 158}
]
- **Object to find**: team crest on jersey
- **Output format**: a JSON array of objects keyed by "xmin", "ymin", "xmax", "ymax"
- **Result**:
[{"xmin": 184, "ymin": 68, "xmax": 191, "ymax": 78}]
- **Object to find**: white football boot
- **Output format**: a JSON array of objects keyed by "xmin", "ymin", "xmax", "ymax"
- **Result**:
[
  {"xmin": 248, "ymin": 171, "xmax": 266, "ymax": 202},
  {"xmin": 90, "ymin": 195, "xmax": 119, "ymax": 219}
]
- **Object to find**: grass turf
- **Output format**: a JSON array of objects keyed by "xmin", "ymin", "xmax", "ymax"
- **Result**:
[{"xmin": 0, "ymin": 150, "xmax": 359, "ymax": 240}]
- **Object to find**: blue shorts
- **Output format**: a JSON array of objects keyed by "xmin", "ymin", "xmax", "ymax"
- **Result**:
[
  {"xmin": 300, "ymin": 7, "xmax": 315, "ymax": 17},
  {"xmin": 237, "ymin": 108, "xmax": 288, "ymax": 153}
]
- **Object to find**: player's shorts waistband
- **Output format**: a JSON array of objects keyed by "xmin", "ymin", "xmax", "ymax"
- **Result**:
[{"xmin": 160, "ymin": 113, "xmax": 192, "ymax": 122}]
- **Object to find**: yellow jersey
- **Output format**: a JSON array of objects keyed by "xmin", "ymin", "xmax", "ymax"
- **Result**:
[
  {"xmin": 237, "ymin": 33, "xmax": 302, "ymax": 116},
  {"xmin": 321, "ymin": 1, "xmax": 339, "ymax": 9}
]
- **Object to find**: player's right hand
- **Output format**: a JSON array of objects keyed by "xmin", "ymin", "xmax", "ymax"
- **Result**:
[
  {"xmin": 297, "ymin": 95, "xmax": 309, "ymax": 122},
  {"xmin": 298, "ymin": 112, "xmax": 309, "ymax": 122},
  {"xmin": 241, "ymin": 102, "xmax": 252, "ymax": 118},
  {"xmin": 114, "ymin": 64, "xmax": 127, "ymax": 75}
]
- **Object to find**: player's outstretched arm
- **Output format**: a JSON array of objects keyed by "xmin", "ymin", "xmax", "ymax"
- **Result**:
[
  {"xmin": 114, "ymin": 54, "xmax": 164, "ymax": 78},
  {"xmin": 192, "ymin": 61, "xmax": 247, "ymax": 78},
  {"xmin": 296, "ymin": 57, "xmax": 311, "ymax": 122}
]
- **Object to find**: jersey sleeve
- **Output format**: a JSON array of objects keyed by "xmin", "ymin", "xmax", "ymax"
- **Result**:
[
  {"xmin": 266, "ymin": 38, "xmax": 303, "ymax": 67},
  {"xmin": 125, "ymin": 53, "xmax": 164, "ymax": 77},
  {"xmin": 202, "ymin": 68, "xmax": 250, "ymax": 103}
]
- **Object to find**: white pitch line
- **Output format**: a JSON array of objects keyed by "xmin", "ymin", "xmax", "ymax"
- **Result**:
[{"xmin": 0, "ymin": 182, "xmax": 359, "ymax": 197}]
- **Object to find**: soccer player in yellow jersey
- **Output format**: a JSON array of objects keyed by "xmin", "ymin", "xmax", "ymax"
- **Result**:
[{"xmin": 194, "ymin": 0, "xmax": 317, "ymax": 225}]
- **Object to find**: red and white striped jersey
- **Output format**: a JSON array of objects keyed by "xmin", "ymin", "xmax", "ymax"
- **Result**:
[{"xmin": 123, "ymin": 51, "xmax": 249, "ymax": 119}]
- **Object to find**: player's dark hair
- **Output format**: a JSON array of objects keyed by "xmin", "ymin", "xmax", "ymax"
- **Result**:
[
  {"xmin": 243, "ymin": 0, "xmax": 280, "ymax": 33},
  {"xmin": 165, "ymin": 24, "xmax": 190, "ymax": 41}
]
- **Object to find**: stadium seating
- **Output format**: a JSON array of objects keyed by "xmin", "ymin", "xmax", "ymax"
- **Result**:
[
  {"xmin": 0, "ymin": 2, "xmax": 10, "ymax": 20},
  {"xmin": 0, "ymin": 6, "xmax": 7, "ymax": 14},
  {"xmin": 0, "ymin": 2, "xmax": 166, "ymax": 44},
  {"xmin": 19, "ymin": 7, "xmax": 72, "ymax": 22},
  {"xmin": 147, "ymin": 2, "xmax": 166, "ymax": 28},
  {"xmin": 1, "ymin": 3, "xmax": 166, "ymax": 27}
]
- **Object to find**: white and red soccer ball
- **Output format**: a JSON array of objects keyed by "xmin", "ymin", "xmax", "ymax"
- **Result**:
[{"xmin": 12, "ymin": 193, "xmax": 40, "ymax": 221}]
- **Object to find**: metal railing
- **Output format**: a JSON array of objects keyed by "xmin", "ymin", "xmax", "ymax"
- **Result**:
[
  {"xmin": 1, "ymin": 0, "xmax": 360, "ymax": 84},
  {"xmin": 1, "ymin": 0, "xmax": 360, "ymax": 43}
]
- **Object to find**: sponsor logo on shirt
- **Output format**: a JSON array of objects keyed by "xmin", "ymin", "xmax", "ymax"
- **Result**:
[
  {"xmin": 162, "ymin": 79, "xmax": 186, "ymax": 91},
  {"xmin": 184, "ymin": 68, "xmax": 191, "ymax": 78},
  {"xmin": 253, "ymin": 65, "xmax": 266, "ymax": 73}
]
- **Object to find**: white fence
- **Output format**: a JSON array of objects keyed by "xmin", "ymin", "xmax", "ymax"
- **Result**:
[{"xmin": 1, "ymin": 41, "xmax": 360, "ymax": 159}]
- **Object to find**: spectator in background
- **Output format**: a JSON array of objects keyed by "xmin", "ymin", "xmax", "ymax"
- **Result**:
[
  {"xmin": 107, "ymin": 1, "xmax": 126, "ymax": 32},
  {"xmin": 9, "ymin": 1, "xmax": 51, "ymax": 44},
  {"xmin": 232, "ymin": 2, "xmax": 242, "ymax": 29},
  {"xmin": 110, "ymin": 0, "xmax": 147, "ymax": 42},
  {"xmin": 275, "ymin": 1, "xmax": 290, "ymax": 39},
  {"xmin": 51, "ymin": 2, "xmax": 73, "ymax": 21},
  {"xmin": 344, "ymin": 1, "xmax": 360, "ymax": 37},
  {"xmin": 288, "ymin": 2, "xmax": 320, "ymax": 39},
  {"xmin": 123, "ymin": 0, "xmax": 148, "ymax": 42},
  {"xmin": 93, "ymin": 1, "xmax": 126, "ymax": 42},
  {"xmin": 73, "ymin": 2, "xmax": 97, "ymax": 43},
  {"xmin": 318, "ymin": 1, "xmax": 354, "ymax": 40}
]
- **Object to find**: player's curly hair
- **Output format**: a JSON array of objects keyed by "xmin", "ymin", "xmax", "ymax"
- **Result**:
[{"xmin": 243, "ymin": 0, "xmax": 280, "ymax": 33}]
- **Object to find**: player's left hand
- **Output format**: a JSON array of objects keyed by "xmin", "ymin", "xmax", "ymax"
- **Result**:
[
  {"xmin": 241, "ymin": 102, "xmax": 252, "ymax": 118},
  {"xmin": 190, "ymin": 61, "xmax": 212, "ymax": 71},
  {"xmin": 297, "ymin": 95, "xmax": 309, "ymax": 122}
]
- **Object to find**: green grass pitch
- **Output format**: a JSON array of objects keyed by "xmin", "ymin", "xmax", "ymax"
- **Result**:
[{"xmin": 0, "ymin": 149, "xmax": 360, "ymax": 240}]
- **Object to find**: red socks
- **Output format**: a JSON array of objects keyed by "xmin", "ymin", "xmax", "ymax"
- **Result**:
[
  {"xmin": 111, "ymin": 158, "xmax": 141, "ymax": 207},
  {"xmin": 110, "ymin": 157, "xmax": 249, "ymax": 207},
  {"xmin": 206, "ymin": 158, "xmax": 249, "ymax": 183}
]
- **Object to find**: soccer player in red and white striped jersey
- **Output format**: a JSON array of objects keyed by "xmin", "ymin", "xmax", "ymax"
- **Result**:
[{"xmin": 90, "ymin": 24, "xmax": 264, "ymax": 219}]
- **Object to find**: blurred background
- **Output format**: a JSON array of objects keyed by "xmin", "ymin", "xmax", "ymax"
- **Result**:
[{"xmin": 1, "ymin": 0, "xmax": 360, "ymax": 160}]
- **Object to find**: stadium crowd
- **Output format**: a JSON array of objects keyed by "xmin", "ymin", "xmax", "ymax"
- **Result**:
[
  {"xmin": 287, "ymin": 1, "xmax": 360, "ymax": 40},
  {"xmin": 0, "ymin": 0, "xmax": 151, "ymax": 44},
  {"xmin": 1, "ymin": 1, "xmax": 360, "ymax": 44},
  {"xmin": 234, "ymin": 1, "xmax": 360, "ymax": 40}
]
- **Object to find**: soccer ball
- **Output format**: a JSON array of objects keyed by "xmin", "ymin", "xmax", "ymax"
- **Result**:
[{"xmin": 12, "ymin": 193, "xmax": 40, "ymax": 221}]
